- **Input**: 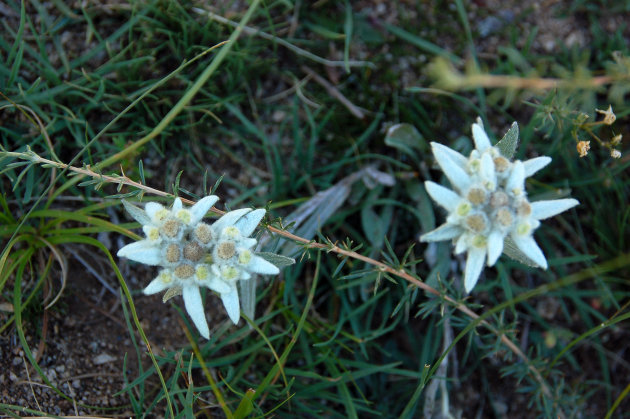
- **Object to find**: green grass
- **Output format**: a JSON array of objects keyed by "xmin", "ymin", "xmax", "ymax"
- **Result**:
[{"xmin": 1, "ymin": 0, "xmax": 630, "ymax": 417}]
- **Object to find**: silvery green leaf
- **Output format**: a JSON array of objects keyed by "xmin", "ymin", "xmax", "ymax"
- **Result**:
[
  {"xmin": 502, "ymin": 236, "xmax": 538, "ymax": 267},
  {"xmin": 363, "ymin": 166, "xmax": 396, "ymax": 188},
  {"xmin": 406, "ymin": 180, "xmax": 435, "ymax": 233},
  {"xmin": 162, "ymin": 286, "xmax": 182, "ymax": 303},
  {"xmin": 122, "ymin": 200, "xmax": 152, "ymax": 225},
  {"xmin": 256, "ymin": 252, "xmax": 296, "ymax": 268},
  {"xmin": 279, "ymin": 179, "xmax": 351, "ymax": 256},
  {"xmin": 239, "ymin": 278, "xmax": 256, "ymax": 325},
  {"xmin": 384, "ymin": 123, "xmax": 424, "ymax": 163},
  {"xmin": 361, "ymin": 206, "xmax": 385, "ymax": 248},
  {"xmin": 496, "ymin": 122, "xmax": 519, "ymax": 159},
  {"xmin": 424, "ymin": 242, "xmax": 452, "ymax": 289}
]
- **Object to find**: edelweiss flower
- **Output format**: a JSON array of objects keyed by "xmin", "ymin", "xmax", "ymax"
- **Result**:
[
  {"xmin": 420, "ymin": 119, "xmax": 579, "ymax": 293},
  {"xmin": 118, "ymin": 196, "xmax": 281, "ymax": 339}
]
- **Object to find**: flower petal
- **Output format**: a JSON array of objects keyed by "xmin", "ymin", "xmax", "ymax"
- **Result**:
[
  {"xmin": 424, "ymin": 181, "xmax": 460, "ymax": 212},
  {"xmin": 183, "ymin": 285, "xmax": 210, "ymax": 339},
  {"xmin": 213, "ymin": 208, "xmax": 252, "ymax": 233},
  {"xmin": 145, "ymin": 202, "xmax": 165, "ymax": 221},
  {"xmin": 454, "ymin": 233, "xmax": 469, "ymax": 254},
  {"xmin": 220, "ymin": 285, "xmax": 241, "ymax": 325},
  {"xmin": 241, "ymin": 238, "xmax": 258, "ymax": 249},
  {"xmin": 505, "ymin": 160, "xmax": 525, "ymax": 197},
  {"xmin": 204, "ymin": 277, "xmax": 232, "ymax": 294},
  {"xmin": 486, "ymin": 229, "xmax": 504, "ymax": 266},
  {"xmin": 480, "ymin": 152, "xmax": 496, "ymax": 190},
  {"xmin": 172, "ymin": 198, "xmax": 183, "ymax": 213},
  {"xmin": 523, "ymin": 156, "xmax": 552, "ymax": 177},
  {"xmin": 248, "ymin": 255, "xmax": 280, "ymax": 275},
  {"xmin": 430, "ymin": 142, "xmax": 468, "ymax": 169},
  {"xmin": 464, "ymin": 247, "xmax": 486, "ymax": 293},
  {"xmin": 117, "ymin": 241, "xmax": 162, "ymax": 265},
  {"xmin": 432, "ymin": 148, "xmax": 472, "ymax": 193},
  {"xmin": 235, "ymin": 208, "xmax": 266, "ymax": 237},
  {"xmin": 511, "ymin": 233, "xmax": 548, "ymax": 269},
  {"xmin": 420, "ymin": 223, "xmax": 463, "ymax": 242},
  {"xmin": 190, "ymin": 195, "xmax": 220, "ymax": 225},
  {"xmin": 531, "ymin": 199, "xmax": 579, "ymax": 220},
  {"xmin": 472, "ymin": 122, "xmax": 492, "ymax": 152},
  {"xmin": 143, "ymin": 276, "xmax": 171, "ymax": 295}
]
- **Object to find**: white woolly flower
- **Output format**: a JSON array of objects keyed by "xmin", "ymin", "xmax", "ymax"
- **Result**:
[
  {"xmin": 208, "ymin": 208, "xmax": 279, "ymax": 324},
  {"xmin": 117, "ymin": 196, "xmax": 285, "ymax": 339},
  {"xmin": 420, "ymin": 119, "xmax": 579, "ymax": 293}
]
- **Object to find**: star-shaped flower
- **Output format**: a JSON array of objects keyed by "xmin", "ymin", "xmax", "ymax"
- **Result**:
[
  {"xmin": 420, "ymin": 119, "xmax": 579, "ymax": 293},
  {"xmin": 208, "ymin": 208, "xmax": 279, "ymax": 324},
  {"xmin": 117, "ymin": 196, "xmax": 285, "ymax": 339}
]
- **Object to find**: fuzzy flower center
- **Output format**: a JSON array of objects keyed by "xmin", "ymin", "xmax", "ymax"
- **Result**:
[
  {"xmin": 457, "ymin": 202, "xmax": 472, "ymax": 217},
  {"xmin": 517, "ymin": 201, "xmax": 532, "ymax": 217},
  {"xmin": 221, "ymin": 266, "xmax": 239, "ymax": 281},
  {"xmin": 194, "ymin": 224, "xmax": 212, "ymax": 244},
  {"xmin": 238, "ymin": 250, "xmax": 252, "ymax": 265},
  {"xmin": 472, "ymin": 235, "xmax": 487, "ymax": 248},
  {"xmin": 166, "ymin": 244, "xmax": 181, "ymax": 263},
  {"xmin": 466, "ymin": 214, "xmax": 487, "ymax": 233},
  {"xmin": 196, "ymin": 265, "xmax": 209, "ymax": 280},
  {"xmin": 467, "ymin": 188, "xmax": 487, "ymax": 205},
  {"xmin": 496, "ymin": 208, "xmax": 513, "ymax": 227},
  {"xmin": 516, "ymin": 222, "xmax": 531, "ymax": 236},
  {"xmin": 490, "ymin": 191, "xmax": 509, "ymax": 208},
  {"xmin": 175, "ymin": 264, "xmax": 195, "ymax": 279},
  {"xmin": 158, "ymin": 271, "xmax": 173, "ymax": 283},
  {"xmin": 176, "ymin": 209, "xmax": 191, "ymax": 224},
  {"xmin": 217, "ymin": 242, "xmax": 236, "ymax": 259},
  {"xmin": 162, "ymin": 219, "xmax": 181, "ymax": 238},
  {"xmin": 493, "ymin": 156, "xmax": 509, "ymax": 172},
  {"xmin": 223, "ymin": 226, "xmax": 240, "ymax": 239},
  {"xmin": 154, "ymin": 208, "xmax": 169, "ymax": 222},
  {"xmin": 184, "ymin": 241, "xmax": 203, "ymax": 262}
]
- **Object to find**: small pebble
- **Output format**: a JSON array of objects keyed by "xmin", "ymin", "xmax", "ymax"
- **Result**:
[{"xmin": 93, "ymin": 353, "xmax": 116, "ymax": 365}]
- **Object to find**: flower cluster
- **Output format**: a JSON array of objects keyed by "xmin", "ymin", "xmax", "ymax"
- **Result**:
[
  {"xmin": 117, "ymin": 196, "xmax": 280, "ymax": 339},
  {"xmin": 420, "ymin": 119, "xmax": 579, "ymax": 293}
]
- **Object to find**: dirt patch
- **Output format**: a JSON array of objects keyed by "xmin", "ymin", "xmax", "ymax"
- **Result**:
[{"xmin": 0, "ymin": 256, "xmax": 230, "ymax": 415}]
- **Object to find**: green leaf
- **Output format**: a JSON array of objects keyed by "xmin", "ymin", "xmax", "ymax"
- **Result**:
[
  {"xmin": 256, "ymin": 252, "xmax": 296, "ymax": 268},
  {"xmin": 121, "ymin": 200, "xmax": 151, "ymax": 225},
  {"xmin": 502, "ymin": 236, "xmax": 538, "ymax": 267},
  {"xmin": 496, "ymin": 122, "xmax": 519, "ymax": 159},
  {"xmin": 162, "ymin": 286, "xmax": 182, "ymax": 303},
  {"xmin": 233, "ymin": 388, "xmax": 256, "ymax": 419},
  {"xmin": 240, "ymin": 276, "xmax": 256, "ymax": 323},
  {"xmin": 406, "ymin": 180, "xmax": 435, "ymax": 233},
  {"xmin": 361, "ymin": 206, "xmax": 385, "ymax": 248},
  {"xmin": 384, "ymin": 123, "xmax": 424, "ymax": 164}
]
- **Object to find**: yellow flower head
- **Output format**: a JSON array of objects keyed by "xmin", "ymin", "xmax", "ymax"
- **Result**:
[{"xmin": 577, "ymin": 141, "xmax": 590, "ymax": 158}]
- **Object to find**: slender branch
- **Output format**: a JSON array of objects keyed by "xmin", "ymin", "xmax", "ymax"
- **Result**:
[{"xmin": 5, "ymin": 151, "xmax": 558, "ymax": 404}]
